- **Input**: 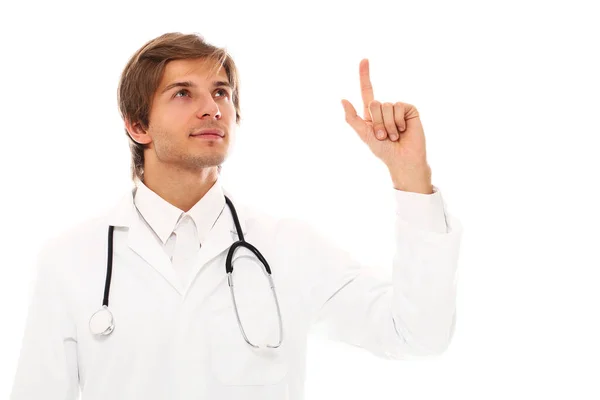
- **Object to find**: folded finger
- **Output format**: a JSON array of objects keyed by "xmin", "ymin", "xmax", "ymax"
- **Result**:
[
  {"xmin": 394, "ymin": 102, "xmax": 406, "ymax": 132},
  {"xmin": 383, "ymin": 102, "xmax": 399, "ymax": 141},
  {"xmin": 369, "ymin": 100, "xmax": 387, "ymax": 140}
]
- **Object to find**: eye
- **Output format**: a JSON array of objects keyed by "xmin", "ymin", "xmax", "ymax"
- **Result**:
[
  {"xmin": 174, "ymin": 89, "xmax": 190, "ymax": 98},
  {"xmin": 215, "ymin": 88, "xmax": 230, "ymax": 98}
]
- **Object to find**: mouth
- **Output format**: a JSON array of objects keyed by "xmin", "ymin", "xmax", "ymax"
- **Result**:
[
  {"xmin": 190, "ymin": 128, "xmax": 225, "ymax": 138},
  {"xmin": 192, "ymin": 134, "xmax": 223, "ymax": 141},
  {"xmin": 191, "ymin": 134, "xmax": 223, "ymax": 140}
]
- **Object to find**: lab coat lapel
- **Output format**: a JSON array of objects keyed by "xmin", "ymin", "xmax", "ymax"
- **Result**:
[
  {"xmin": 106, "ymin": 186, "xmax": 248, "ymax": 299},
  {"xmin": 128, "ymin": 212, "xmax": 184, "ymax": 295},
  {"xmin": 182, "ymin": 189, "xmax": 248, "ymax": 299},
  {"xmin": 105, "ymin": 187, "xmax": 185, "ymax": 296}
]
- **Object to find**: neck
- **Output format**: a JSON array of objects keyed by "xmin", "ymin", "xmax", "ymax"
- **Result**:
[{"xmin": 141, "ymin": 163, "xmax": 219, "ymax": 213}]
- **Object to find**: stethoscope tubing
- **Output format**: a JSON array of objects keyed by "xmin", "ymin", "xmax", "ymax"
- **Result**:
[{"xmin": 90, "ymin": 195, "xmax": 283, "ymax": 349}]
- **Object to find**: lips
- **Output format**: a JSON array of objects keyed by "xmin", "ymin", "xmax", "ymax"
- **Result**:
[{"xmin": 191, "ymin": 129, "xmax": 224, "ymax": 137}]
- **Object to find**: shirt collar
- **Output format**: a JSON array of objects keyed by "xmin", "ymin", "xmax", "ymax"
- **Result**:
[{"xmin": 133, "ymin": 178, "xmax": 226, "ymax": 245}]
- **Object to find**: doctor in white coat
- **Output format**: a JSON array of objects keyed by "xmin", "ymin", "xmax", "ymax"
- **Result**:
[{"xmin": 11, "ymin": 32, "xmax": 462, "ymax": 400}]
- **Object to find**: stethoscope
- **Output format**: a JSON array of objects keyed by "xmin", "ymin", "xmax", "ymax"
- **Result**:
[{"xmin": 89, "ymin": 195, "xmax": 284, "ymax": 349}]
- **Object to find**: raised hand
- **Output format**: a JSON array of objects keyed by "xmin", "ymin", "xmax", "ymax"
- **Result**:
[{"xmin": 341, "ymin": 59, "xmax": 433, "ymax": 194}]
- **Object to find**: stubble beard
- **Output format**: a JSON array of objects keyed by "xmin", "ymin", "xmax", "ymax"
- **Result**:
[{"xmin": 154, "ymin": 130, "xmax": 227, "ymax": 172}]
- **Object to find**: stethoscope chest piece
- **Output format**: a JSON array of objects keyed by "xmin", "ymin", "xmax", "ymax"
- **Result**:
[{"xmin": 89, "ymin": 305, "xmax": 115, "ymax": 336}]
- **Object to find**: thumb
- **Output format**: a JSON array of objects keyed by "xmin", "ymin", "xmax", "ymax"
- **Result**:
[{"xmin": 341, "ymin": 99, "xmax": 367, "ymax": 142}]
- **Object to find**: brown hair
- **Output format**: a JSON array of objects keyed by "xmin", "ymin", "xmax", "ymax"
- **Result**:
[{"xmin": 117, "ymin": 32, "xmax": 242, "ymax": 183}]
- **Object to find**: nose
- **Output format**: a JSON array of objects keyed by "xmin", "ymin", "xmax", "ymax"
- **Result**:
[{"xmin": 196, "ymin": 94, "xmax": 222, "ymax": 120}]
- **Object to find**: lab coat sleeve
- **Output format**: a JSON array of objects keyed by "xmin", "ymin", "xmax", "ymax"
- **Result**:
[
  {"xmin": 10, "ymin": 241, "xmax": 80, "ymax": 399},
  {"xmin": 393, "ymin": 185, "xmax": 448, "ymax": 234},
  {"xmin": 305, "ymin": 185, "xmax": 462, "ymax": 359}
]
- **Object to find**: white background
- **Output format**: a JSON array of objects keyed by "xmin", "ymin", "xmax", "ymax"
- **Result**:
[{"xmin": 1, "ymin": 0, "xmax": 599, "ymax": 398}]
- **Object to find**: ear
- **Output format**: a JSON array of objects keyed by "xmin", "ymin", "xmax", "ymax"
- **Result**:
[{"xmin": 125, "ymin": 119, "xmax": 152, "ymax": 145}]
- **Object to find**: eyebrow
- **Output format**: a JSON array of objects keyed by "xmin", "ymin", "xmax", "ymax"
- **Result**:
[{"xmin": 160, "ymin": 80, "xmax": 233, "ymax": 95}]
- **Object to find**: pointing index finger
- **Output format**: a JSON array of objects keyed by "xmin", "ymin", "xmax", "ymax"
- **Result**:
[{"xmin": 359, "ymin": 58, "xmax": 374, "ymax": 120}]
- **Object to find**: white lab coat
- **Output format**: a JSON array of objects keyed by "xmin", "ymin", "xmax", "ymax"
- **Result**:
[{"xmin": 10, "ymin": 185, "xmax": 462, "ymax": 400}]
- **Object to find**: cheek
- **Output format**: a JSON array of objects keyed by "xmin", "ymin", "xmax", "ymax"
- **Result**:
[
  {"xmin": 222, "ymin": 105, "xmax": 238, "ymax": 124},
  {"xmin": 147, "ymin": 125, "xmax": 179, "ymax": 150},
  {"xmin": 165, "ymin": 105, "xmax": 191, "ymax": 126},
  {"xmin": 154, "ymin": 112, "xmax": 190, "ymax": 136}
]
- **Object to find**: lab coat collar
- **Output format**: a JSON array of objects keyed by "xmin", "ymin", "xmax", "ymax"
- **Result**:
[
  {"xmin": 106, "ymin": 182, "xmax": 247, "ymax": 234},
  {"xmin": 105, "ymin": 181, "xmax": 248, "ymax": 297},
  {"xmin": 134, "ymin": 178, "xmax": 226, "ymax": 246}
]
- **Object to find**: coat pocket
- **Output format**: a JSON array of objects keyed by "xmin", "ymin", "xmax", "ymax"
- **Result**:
[{"xmin": 208, "ymin": 299, "xmax": 289, "ymax": 387}]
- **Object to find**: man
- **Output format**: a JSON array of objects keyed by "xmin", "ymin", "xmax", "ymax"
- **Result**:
[{"xmin": 11, "ymin": 32, "xmax": 462, "ymax": 399}]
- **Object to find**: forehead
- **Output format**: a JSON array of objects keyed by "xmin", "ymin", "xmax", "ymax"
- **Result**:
[{"xmin": 159, "ymin": 58, "xmax": 228, "ymax": 86}]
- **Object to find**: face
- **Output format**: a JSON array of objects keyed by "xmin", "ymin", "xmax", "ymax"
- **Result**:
[{"xmin": 130, "ymin": 58, "xmax": 237, "ymax": 173}]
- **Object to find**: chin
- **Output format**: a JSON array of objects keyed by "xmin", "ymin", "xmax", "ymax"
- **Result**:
[{"xmin": 188, "ymin": 154, "xmax": 227, "ymax": 169}]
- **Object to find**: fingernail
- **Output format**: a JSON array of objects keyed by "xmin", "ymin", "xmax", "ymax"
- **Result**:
[{"xmin": 377, "ymin": 130, "xmax": 385, "ymax": 139}]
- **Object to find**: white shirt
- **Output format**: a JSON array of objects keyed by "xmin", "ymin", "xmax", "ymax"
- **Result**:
[
  {"xmin": 10, "ymin": 177, "xmax": 461, "ymax": 400},
  {"xmin": 133, "ymin": 179, "xmax": 226, "ymax": 258},
  {"xmin": 133, "ymin": 179, "xmax": 225, "ymax": 288}
]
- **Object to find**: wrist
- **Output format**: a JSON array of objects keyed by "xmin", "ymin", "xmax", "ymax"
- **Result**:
[{"xmin": 388, "ymin": 164, "xmax": 433, "ymax": 194}]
